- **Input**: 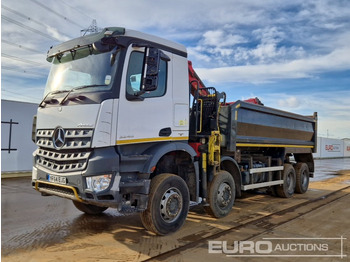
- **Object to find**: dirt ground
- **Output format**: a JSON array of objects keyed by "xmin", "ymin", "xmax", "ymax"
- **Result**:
[{"xmin": 2, "ymin": 169, "xmax": 349, "ymax": 261}]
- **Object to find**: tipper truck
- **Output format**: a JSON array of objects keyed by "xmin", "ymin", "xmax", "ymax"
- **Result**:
[{"xmin": 32, "ymin": 27, "xmax": 317, "ymax": 235}]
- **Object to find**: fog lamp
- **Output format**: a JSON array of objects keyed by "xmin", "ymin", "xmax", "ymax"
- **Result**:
[{"xmin": 86, "ymin": 174, "xmax": 112, "ymax": 192}]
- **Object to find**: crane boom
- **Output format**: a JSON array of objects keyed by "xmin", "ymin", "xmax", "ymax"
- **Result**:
[
  {"xmin": 188, "ymin": 60, "xmax": 208, "ymax": 96},
  {"xmin": 188, "ymin": 60, "xmax": 263, "ymax": 105}
]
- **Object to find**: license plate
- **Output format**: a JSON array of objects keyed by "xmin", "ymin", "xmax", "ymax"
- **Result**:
[{"xmin": 48, "ymin": 175, "xmax": 67, "ymax": 185}]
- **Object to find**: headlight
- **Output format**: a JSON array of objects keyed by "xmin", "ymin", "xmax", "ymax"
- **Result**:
[{"xmin": 86, "ymin": 174, "xmax": 112, "ymax": 193}]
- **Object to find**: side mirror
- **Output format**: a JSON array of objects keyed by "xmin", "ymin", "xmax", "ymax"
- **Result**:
[
  {"xmin": 110, "ymin": 47, "xmax": 120, "ymax": 66},
  {"xmin": 141, "ymin": 47, "xmax": 160, "ymax": 92},
  {"xmin": 32, "ymin": 115, "xmax": 37, "ymax": 143}
]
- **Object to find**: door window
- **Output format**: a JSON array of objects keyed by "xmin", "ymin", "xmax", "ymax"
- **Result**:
[{"xmin": 126, "ymin": 51, "xmax": 167, "ymax": 98}]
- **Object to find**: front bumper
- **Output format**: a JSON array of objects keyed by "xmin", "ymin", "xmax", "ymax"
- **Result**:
[{"xmin": 32, "ymin": 147, "xmax": 150, "ymax": 211}]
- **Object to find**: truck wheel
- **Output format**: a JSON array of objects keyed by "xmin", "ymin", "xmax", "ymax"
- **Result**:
[
  {"xmin": 276, "ymin": 164, "xmax": 296, "ymax": 198},
  {"xmin": 295, "ymin": 163, "xmax": 309, "ymax": 194},
  {"xmin": 72, "ymin": 200, "xmax": 108, "ymax": 215},
  {"xmin": 140, "ymin": 174, "xmax": 190, "ymax": 235},
  {"xmin": 205, "ymin": 170, "xmax": 235, "ymax": 218}
]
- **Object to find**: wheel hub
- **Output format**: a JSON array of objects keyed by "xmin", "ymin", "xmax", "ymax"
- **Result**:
[
  {"xmin": 160, "ymin": 188, "xmax": 183, "ymax": 223},
  {"xmin": 217, "ymin": 182, "xmax": 232, "ymax": 207},
  {"xmin": 287, "ymin": 172, "xmax": 295, "ymax": 193},
  {"xmin": 301, "ymin": 171, "xmax": 308, "ymax": 186}
]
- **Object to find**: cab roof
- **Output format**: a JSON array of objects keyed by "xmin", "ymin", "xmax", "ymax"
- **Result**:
[{"xmin": 47, "ymin": 27, "xmax": 187, "ymax": 60}]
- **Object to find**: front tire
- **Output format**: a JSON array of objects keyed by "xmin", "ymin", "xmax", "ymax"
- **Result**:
[
  {"xmin": 140, "ymin": 173, "xmax": 190, "ymax": 235},
  {"xmin": 205, "ymin": 170, "xmax": 235, "ymax": 218},
  {"xmin": 276, "ymin": 164, "xmax": 296, "ymax": 198},
  {"xmin": 72, "ymin": 200, "xmax": 108, "ymax": 215}
]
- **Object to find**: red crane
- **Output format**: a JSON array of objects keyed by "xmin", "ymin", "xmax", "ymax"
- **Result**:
[{"xmin": 188, "ymin": 60, "xmax": 263, "ymax": 105}]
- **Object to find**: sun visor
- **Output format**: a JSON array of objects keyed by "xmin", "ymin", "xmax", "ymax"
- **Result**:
[{"xmin": 46, "ymin": 27, "xmax": 125, "ymax": 61}]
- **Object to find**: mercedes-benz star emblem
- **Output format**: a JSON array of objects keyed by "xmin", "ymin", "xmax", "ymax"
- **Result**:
[{"xmin": 52, "ymin": 127, "xmax": 65, "ymax": 149}]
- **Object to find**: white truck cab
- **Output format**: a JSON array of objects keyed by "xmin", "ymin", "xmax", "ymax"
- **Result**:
[{"xmin": 32, "ymin": 27, "xmax": 197, "ymax": 235}]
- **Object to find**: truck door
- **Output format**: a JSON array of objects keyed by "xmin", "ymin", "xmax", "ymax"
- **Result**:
[{"xmin": 116, "ymin": 45, "xmax": 174, "ymax": 146}]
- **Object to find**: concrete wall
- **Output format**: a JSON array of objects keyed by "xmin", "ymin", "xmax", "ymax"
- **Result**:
[
  {"xmin": 313, "ymin": 137, "xmax": 350, "ymax": 159},
  {"xmin": 313, "ymin": 137, "xmax": 321, "ymax": 159},
  {"xmin": 344, "ymin": 139, "xmax": 350, "ymax": 157},
  {"xmin": 1, "ymin": 100, "xmax": 38, "ymax": 172}
]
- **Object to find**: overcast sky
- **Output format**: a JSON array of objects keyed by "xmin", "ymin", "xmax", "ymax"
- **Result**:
[{"xmin": 1, "ymin": 0, "xmax": 350, "ymax": 138}]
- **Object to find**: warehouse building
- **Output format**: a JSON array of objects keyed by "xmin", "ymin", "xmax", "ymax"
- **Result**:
[{"xmin": 1, "ymin": 100, "xmax": 37, "ymax": 173}]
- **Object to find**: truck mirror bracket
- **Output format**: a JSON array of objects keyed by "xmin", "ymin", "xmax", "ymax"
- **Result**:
[{"xmin": 141, "ymin": 47, "xmax": 160, "ymax": 92}]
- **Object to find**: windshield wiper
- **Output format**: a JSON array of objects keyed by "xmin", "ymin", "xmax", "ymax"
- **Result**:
[
  {"xmin": 59, "ymin": 84, "xmax": 107, "ymax": 105},
  {"xmin": 39, "ymin": 90, "xmax": 69, "ymax": 108}
]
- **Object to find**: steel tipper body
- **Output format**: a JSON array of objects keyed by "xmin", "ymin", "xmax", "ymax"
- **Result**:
[
  {"xmin": 220, "ymin": 101, "xmax": 317, "ymax": 152},
  {"xmin": 218, "ymin": 101, "xmax": 317, "ymax": 197}
]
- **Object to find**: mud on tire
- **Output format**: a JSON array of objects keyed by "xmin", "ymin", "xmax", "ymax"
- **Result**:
[
  {"xmin": 205, "ymin": 170, "xmax": 235, "ymax": 218},
  {"xmin": 140, "ymin": 173, "xmax": 190, "ymax": 235},
  {"xmin": 276, "ymin": 164, "xmax": 296, "ymax": 198},
  {"xmin": 295, "ymin": 162, "xmax": 310, "ymax": 194}
]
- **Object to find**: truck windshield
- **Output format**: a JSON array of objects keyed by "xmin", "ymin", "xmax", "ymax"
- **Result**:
[{"xmin": 44, "ymin": 47, "xmax": 119, "ymax": 96}]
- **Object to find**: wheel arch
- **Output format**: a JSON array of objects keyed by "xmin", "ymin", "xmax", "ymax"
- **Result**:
[
  {"xmin": 142, "ymin": 142, "xmax": 199, "ymax": 202},
  {"xmin": 294, "ymin": 153, "xmax": 314, "ymax": 177},
  {"xmin": 220, "ymin": 156, "xmax": 242, "ymax": 198}
]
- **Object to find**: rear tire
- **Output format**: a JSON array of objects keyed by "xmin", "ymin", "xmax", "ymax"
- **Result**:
[
  {"xmin": 140, "ymin": 173, "xmax": 190, "ymax": 235},
  {"xmin": 205, "ymin": 170, "xmax": 235, "ymax": 218},
  {"xmin": 276, "ymin": 164, "xmax": 296, "ymax": 198},
  {"xmin": 295, "ymin": 163, "xmax": 309, "ymax": 194},
  {"xmin": 72, "ymin": 200, "xmax": 108, "ymax": 215}
]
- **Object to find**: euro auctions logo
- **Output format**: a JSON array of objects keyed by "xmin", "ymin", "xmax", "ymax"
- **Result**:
[
  {"xmin": 208, "ymin": 237, "xmax": 347, "ymax": 258},
  {"xmin": 325, "ymin": 144, "xmax": 341, "ymax": 152},
  {"xmin": 209, "ymin": 240, "xmax": 273, "ymax": 255}
]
